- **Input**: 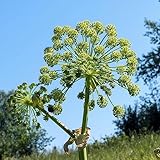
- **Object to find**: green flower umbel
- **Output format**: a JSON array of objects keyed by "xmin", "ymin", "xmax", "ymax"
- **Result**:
[{"xmin": 10, "ymin": 20, "xmax": 140, "ymax": 117}]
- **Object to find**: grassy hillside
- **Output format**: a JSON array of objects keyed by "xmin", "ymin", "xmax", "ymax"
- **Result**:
[{"xmin": 5, "ymin": 133, "xmax": 160, "ymax": 160}]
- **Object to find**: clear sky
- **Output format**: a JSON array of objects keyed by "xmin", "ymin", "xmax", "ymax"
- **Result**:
[{"xmin": 0, "ymin": 0, "xmax": 160, "ymax": 150}]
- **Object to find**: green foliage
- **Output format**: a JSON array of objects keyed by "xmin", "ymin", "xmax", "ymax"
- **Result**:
[
  {"xmin": 0, "ymin": 90, "xmax": 53, "ymax": 158},
  {"xmin": 5, "ymin": 133, "xmax": 160, "ymax": 160}
]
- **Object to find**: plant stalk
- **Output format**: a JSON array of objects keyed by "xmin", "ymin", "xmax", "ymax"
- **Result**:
[
  {"xmin": 79, "ymin": 77, "xmax": 91, "ymax": 160},
  {"xmin": 36, "ymin": 105, "xmax": 74, "ymax": 138}
]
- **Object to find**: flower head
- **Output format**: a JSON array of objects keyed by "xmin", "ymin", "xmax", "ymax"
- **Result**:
[
  {"xmin": 41, "ymin": 21, "xmax": 139, "ymax": 116},
  {"xmin": 10, "ymin": 21, "xmax": 140, "ymax": 118},
  {"xmin": 8, "ymin": 83, "xmax": 44, "ymax": 128}
]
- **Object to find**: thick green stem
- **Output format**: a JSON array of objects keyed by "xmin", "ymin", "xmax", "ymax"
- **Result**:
[
  {"xmin": 79, "ymin": 148, "xmax": 87, "ymax": 160},
  {"xmin": 79, "ymin": 77, "xmax": 91, "ymax": 160},
  {"xmin": 36, "ymin": 105, "xmax": 74, "ymax": 138},
  {"xmin": 81, "ymin": 77, "xmax": 90, "ymax": 134}
]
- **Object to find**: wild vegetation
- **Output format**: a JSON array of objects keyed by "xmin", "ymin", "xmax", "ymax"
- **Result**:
[
  {"xmin": 0, "ymin": 91, "xmax": 53, "ymax": 159},
  {"xmin": 3, "ymin": 133, "xmax": 159, "ymax": 160},
  {"xmin": 1, "ymin": 3, "xmax": 160, "ymax": 160}
]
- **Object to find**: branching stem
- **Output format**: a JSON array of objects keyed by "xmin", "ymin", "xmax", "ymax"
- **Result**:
[
  {"xmin": 78, "ymin": 76, "xmax": 91, "ymax": 160},
  {"xmin": 35, "ymin": 105, "xmax": 74, "ymax": 138}
]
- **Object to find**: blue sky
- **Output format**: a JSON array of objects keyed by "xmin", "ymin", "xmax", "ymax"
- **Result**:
[{"xmin": 0, "ymin": 0, "xmax": 160, "ymax": 149}]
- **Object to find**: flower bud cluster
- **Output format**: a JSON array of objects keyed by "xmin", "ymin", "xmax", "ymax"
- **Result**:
[
  {"xmin": 100, "ymin": 85, "xmax": 112, "ymax": 96},
  {"xmin": 94, "ymin": 45, "xmax": 105, "ymax": 55},
  {"xmin": 77, "ymin": 92, "xmax": 85, "ymax": 99},
  {"xmin": 9, "ymin": 81, "xmax": 67, "ymax": 117},
  {"xmin": 113, "ymin": 105, "xmax": 125, "ymax": 117},
  {"xmin": 39, "ymin": 66, "xmax": 58, "ymax": 85},
  {"xmin": 118, "ymin": 74, "xmax": 140, "ymax": 96},
  {"xmin": 44, "ymin": 47, "xmax": 61, "ymax": 67},
  {"xmin": 105, "ymin": 24, "xmax": 117, "ymax": 36},
  {"xmin": 110, "ymin": 51, "xmax": 122, "ymax": 61},
  {"xmin": 89, "ymin": 99, "xmax": 95, "ymax": 111},
  {"xmin": 47, "ymin": 104, "xmax": 62, "ymax": 115},
  {"xmin": 97, "ymin": 95, "xmax": 108, "ymax": 108},
  {"xmin": 50, "ymin": 88, "xmax": 65, "ymax": 102},
  {"xmin": 92, "ymin": 21, "xmax": 104, "ymax": 35},
  {"xmin": 8, "ymin": 83, "xmax": 44, "ymax": 127},
  {"xmin": 9, "ymin": 83, "xmax": 32, "ymax": 108}
]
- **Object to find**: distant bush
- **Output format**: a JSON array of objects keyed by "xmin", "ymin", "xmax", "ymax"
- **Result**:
[
  {"xmin": 0, "ymin": 90, "xmax": 53, "ymax": 159},
  {"xmin": 114, "ymin": 102, "xmax": 160, "ymax": 136}
]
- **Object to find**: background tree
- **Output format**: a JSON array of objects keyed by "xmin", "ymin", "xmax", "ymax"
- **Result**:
[
  {"xmin": 115, "ymin": 18, "xmax": 160, "ymax": 136},
  {"xmin": 137, "ymin": 18, "xmax": 160, "ymax": 99},
  {"xmin": 114, "ymin": 105, "xmax": 139, "ymax": 136},
  {"xmin": 114, "ymin": 100, "xmax": 160, "ymax": 136},
  {"xmin": 0, "ymin": 90, "xmax": 53, "ymax": 159}
]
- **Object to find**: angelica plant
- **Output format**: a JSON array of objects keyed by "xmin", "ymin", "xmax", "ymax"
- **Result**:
[{"xmin": 9, "ymin": 20, "xmax": 140, "ymax": 160}]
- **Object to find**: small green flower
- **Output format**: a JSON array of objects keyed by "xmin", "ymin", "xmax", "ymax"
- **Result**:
[
  {"xmin": 119, "ymin": 38, "xmax": 131, "ymax": 47},
  {"xmin": 53, "ymin": 39, "xmax": 63, "ymax": 51},
  {"xmin": 100, "ymin": 85, "xmax": 112, "ymax": 96},
  {"xmin": 89, "ymin": 99, "xmax": 95, "ymax": 111},
  {"xmin": 121, "ymin": 47, "xmax": 136, "ymax": 58},
  {"xmin": 52, "ymin": 104, "xmax": 63, "ymax": 115},
  {"xmin": 54, "ymin": 26, "xmax": 63, "ymax": 36},
  {"xmin": 29, "ymin": 83, "xmax": 36, "ymax": 90},
  {"xmin": 77, "ymin": 92, "xmax": 85, "ymax": 99},
  {"xmin": 40, "ymin": 66, "xmax": 50, "ymax": 74},
  {"xmin": 127, "ymin": 65, "xmax": 137, "ymax": 75},
  {"xmin": 86, "ymin": 28, "xmax": 97, "ymax": 38},
  {"xmin": 44, "ymin": 47, "xmax": 54, "ymax": 55},
  {"xmin": 110, "ymin": 51, "xmax": 122, "ymax": 61},
  {"xmin": 64, "ymin": 38, "xmax": 74, "ymax": 46},
  {"xmin": 116, "ymin": 66, "xmax": 127, "ymax": 74},
  {"xmin": 118, "ymin": 74, "xmax": 131, "ymax": 87},
  {"xmin": 43, "ymin": 48, "xmax": 55, "ymax": 67},
  {"xmin": 94, "ymin": 45, "xmax": 105, "ymax": 55},
  {"xmin": 106, "ymin": 36, "xmax": 118, "ymax": 47},
  {"xmin": 39, "ymin": 73, "xmax": 52, "ymax": 85},
  {"xmin": 97, "ymin": 95, "xmax": 108, "ymax": 108},
  {"xmin": 67, "ymin": 29, "xmax": 78, "ymax": 38},
  {"xmin": 62, "ymin": 26, "xmax": 71, "ymax": 34},
  {"xmin": 76, "ymin": 20, "xmax": 90, "ymax": 33},
  {"xmin": 113, "ymin": 105, "xmax": 125, "ymax": 117},
  {"xmin": 76, "ymin": 42, "xmax": 89, "ymax": 52},
  {"xmin": 8, "ymin": 83, "xmax": 43, "ymax": 127},
  {"xmin": 105, "ymin": 24, "xmax": 117, "ymax": 36},
  {"xmin": 42, "ymin": 94, "xmax": 50, "ymax": 103},
  {"xmin": 90, "ymin": 34, "xmax": 100, "ymax": 44},
  {"xmin": 127, "ymin": 56, "xmax": 138, "ymax": 67},
  {"xmin": 62, "ymin": 52, "xmax": 72, "ymax": 62},
  {"xmin": 39, "ymin": 86, "xmax": 47, "ymax": 94},
  {"xmin": 32, "ymin": 92, "xmax": 43, "ymax": 107},
  {"xmin": 92, "ymin": 21, "xmax": 104, "ymax": 34},
  {"xmin": 128, "ymin": 83, "xmax": 140, "ymax": 96},
  {"xmin": 17, "ymin": 82, "xmax": 28, "ymax": 90},
  {"xmin": 50, "ymin": 88, "xmax": 65, "ymax": 102},
  {"xmin": 49, "ymin": 70, "xmax": 58, "ymax": 80}
]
